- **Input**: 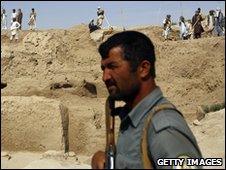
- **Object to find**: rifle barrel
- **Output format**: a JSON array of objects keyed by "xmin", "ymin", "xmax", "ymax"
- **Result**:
[{"xmin": 105, "ymin": 96, "xmax": 116, "ymax": 169}]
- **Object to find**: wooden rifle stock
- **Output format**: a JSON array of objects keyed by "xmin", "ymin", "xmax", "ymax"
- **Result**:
[{"xmin": 105, "ymin": 96, "xmax": 116, "ymax": 169}]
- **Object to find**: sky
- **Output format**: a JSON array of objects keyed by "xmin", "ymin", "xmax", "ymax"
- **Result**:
[{"xmin": 1, "ymin": 1, "xmax": 225, "ymax": 30}]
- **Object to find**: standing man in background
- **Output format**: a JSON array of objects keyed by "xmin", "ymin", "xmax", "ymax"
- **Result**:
[
  {"xmin": 28, "ymin": 8, "xmax": 37, "ymax": 30},
  {"xmin": 11, "ymin": 9, "xmax": 17, "ymax": 25},
  {"xmin": 179, "ymin": 16, "xmax": 189, "ymax": 40},
  {"xmin": 162, "ymin": 14, "xmax": 172, "ymax": 40},
  {"xmin": 214, "ymin": 7, "xmax": 224, "ymax": 36},
  {"xmin": 10, "ymin": 17, "xmax": 20, "ymax": 42},
  {"xmin": 192, "ymin": 10, "xmax": 204, "ymax": 39},
  {"xmin": 16, "ymin": 8, "xmax": 23, "ymax": 30},
  {"xmin": 96, "ymin": 6, "xmax": 105, "ymax": 28},
  {"xmin": 1, "ymin": 8, "xmax": 7, "ymax": 30},
  {"xmin": 206, "ymin": 10, "xmax": 215, "ymax": 36}
]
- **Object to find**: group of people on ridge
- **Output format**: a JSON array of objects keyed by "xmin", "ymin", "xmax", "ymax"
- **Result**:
[
  {"xmin": 1, "ymin": 8, "xmax": 37, "ymax": 42},
  {"xmin": 162, "ymin": 7, "xmax": 224, "ymax": 41},
  {"xmin": 2, "ymin": 6, "xmax": 225, "ymax": 42}
]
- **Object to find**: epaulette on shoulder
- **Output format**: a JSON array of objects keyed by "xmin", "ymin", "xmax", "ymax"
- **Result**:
[{"xmin": 151, "ymin": 108, "xmax": 183, "ymax": 133}]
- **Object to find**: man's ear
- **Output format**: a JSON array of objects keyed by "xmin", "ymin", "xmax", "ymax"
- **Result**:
[{"xmin": 138, "ymin": 60, "xmax": 151, "ymax": 79}]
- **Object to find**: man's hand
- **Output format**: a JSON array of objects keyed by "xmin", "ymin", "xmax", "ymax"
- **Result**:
[{"xmin": 91, "ymin": 150, "xmax": 105, "ymax": 169}]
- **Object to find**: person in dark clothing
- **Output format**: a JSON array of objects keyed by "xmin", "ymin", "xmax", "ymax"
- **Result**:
[
  {"xmin": 16, "ymin": 9, "xmax": 23, "ymax": 30},
  {"xmin": 88, "ymin": 19, "xmax": 100, "ymax": 33},
  {"xmin": 192, "ymin": 10, "xmax": 204, "ymax": 39},
  {"xmin": 214, "ymin": 7, "xmax": 224, "ymax": 36}
]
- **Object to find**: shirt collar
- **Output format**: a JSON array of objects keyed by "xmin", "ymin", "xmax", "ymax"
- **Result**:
[{"xmin": 128, "ymin": 86, "xmax": 164, "ymax": 128}]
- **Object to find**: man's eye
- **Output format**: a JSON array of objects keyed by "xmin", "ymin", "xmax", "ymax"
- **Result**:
[{"xmin": 108, "ymin": 64, "xmax": 117, "ymax": 69}]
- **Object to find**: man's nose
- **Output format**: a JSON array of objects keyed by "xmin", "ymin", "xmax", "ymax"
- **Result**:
[{"xmin": 102, "ymin": 69, "xmax": 111, "ymax": 82}]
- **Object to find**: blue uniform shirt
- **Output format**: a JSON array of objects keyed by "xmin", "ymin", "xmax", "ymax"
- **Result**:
[{"xmin": 115, "ymin": 86, "xmax": 202, "ymax": 169}]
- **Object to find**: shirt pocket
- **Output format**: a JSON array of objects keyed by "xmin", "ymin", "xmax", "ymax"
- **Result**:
[{"xmin": 116, "ymin": 153, "xmax": 142, "ymax": 169}]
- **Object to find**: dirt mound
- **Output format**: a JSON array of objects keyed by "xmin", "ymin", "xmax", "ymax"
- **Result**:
[
  {"xmin": 191, "ymin": 109, "xmax": 225, "ymax": 158},
  {"xmin": 133, "ymin": 27, "xmax": 224, "ymax": 120},
  {"xmin": 1, "ymin": 25, "xmax": 225, "ymax": 159},
  {"xmin": 1, "ymin": 25, "xmax": 102, "ymax": 98},
  {"xmin": 190, "ymin": 109, "xmax": 225, "ymax": 169}
]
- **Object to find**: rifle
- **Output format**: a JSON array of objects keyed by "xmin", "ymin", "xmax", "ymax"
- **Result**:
[{"xmin": 105, "ymin": 96, "xmax": 116, "ymax": 169}]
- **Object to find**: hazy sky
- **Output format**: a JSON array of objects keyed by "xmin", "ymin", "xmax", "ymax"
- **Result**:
[{"xmin": 1, "ymin": 1, "xmax": 225, "ymax": 30}]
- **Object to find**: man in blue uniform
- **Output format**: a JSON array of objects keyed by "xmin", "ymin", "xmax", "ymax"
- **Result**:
[{"xmin": 92, "ymin": 31, "xmax": 202, "ymax": 169}]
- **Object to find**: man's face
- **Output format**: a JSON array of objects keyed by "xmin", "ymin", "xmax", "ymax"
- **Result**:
[{"xmin": 101, "ymin": 46, "xmax": 140, "ymax": 101}]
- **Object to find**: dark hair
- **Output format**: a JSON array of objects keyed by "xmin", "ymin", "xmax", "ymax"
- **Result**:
[
  {"xmin": 98, "ymin": 31, "xmax": 156, "ymax": 78},
  {"xmin": 209, "ymin": 10, "xmax": 215, "ymax": 15},
  {"xmin": 180, "ymin": 16, "xmax": 185, "ymax": 21}
]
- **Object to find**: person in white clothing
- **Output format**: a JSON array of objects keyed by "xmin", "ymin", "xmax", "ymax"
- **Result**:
[
  {"xmin": 162, "ymin": 15, "xmax": 172, "ymax": 40},
  {"xmin": 96, "ymin": 6, "xmax": 104, "ymax": 28},
  {"xmin": 11, "ymin": 9, "xmax": 17, "ymax": 25},
  {"xmin": 205, "ymin": 10, "xmax": 215, "ymax": 35},
  {"xmin": 179, "ymin": 16, "xmax": 190, "ymax": 40},
  {"xmin": 28, "ymin": 8, "xmax": 37, "ymax": 30},
  {"xmin": 1, "ymin": 8, "xmax": 7, "ymax": 30},
  {"xmin": 10, "ymin": 17, "xmax": 21, "ymax": 42},
  {"xmin": 186, "ymin": 20, "xmax": 193, "ymax": 39}
]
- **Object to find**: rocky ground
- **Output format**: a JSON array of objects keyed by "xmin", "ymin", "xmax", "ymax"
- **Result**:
[{"xmin": 1, "ymin": 24, "xmax": 225, "ymax": 169}]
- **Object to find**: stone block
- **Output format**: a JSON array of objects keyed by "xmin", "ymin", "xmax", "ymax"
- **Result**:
[{"xmin": 1, "ymin": 96, "xmax": 68, "ymax": 151}]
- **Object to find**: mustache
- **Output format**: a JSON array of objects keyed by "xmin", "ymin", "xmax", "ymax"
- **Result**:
[{"xmin": 105, "ymin": 79, "xmax": 117, "ymax": 88}]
